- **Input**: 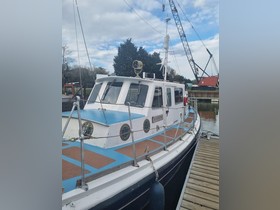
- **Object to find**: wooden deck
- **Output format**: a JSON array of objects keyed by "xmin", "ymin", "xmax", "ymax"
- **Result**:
[{"xmin": 177, "ymin": 137, "xmax": 219, "ymax": 210}]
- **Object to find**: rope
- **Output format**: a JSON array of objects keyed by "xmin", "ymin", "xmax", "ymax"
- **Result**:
[
  {"xmin": 63, "ymin": 122, "xmax": 171, "ymax": 141},
  {"xmin": 146, "ymin": 156, "xmax": 159, "ymax": 181},
  {"xmin": 62, "ymin": 111, "xmax": 193, "ymax": 142}
]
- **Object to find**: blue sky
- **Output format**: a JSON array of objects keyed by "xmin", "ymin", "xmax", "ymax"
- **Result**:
[{"xmin": 62, "ymin": 0, "xmax": 219, "ymax": 80}]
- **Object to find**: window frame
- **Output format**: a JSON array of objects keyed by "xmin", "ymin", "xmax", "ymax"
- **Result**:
[
  {"xmin": 152, "ymin": 86, "xmax": 163, "ymax": 108},
  {"xmin": 87, "ymin": 83, "xmax": 103, "ymax": 104},
  {"xmin": 166, "ymin": 87, "xmax": 172, "ymax": 107},
  {"xmin": 101, "ymin": 81, "xmax": 123, "ymax": 104},
  {"xmin": 174, "ymin": 87, "xmax": 183, "ymax": 105},
  {"xmin": 125, "ymin": 83, "xmax": 149, "ymax": 108}
]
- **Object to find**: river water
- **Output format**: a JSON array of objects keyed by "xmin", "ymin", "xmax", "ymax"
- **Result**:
[{"xmin": 197, "ymin": 102, "xmax": 219, "ymax": 135}]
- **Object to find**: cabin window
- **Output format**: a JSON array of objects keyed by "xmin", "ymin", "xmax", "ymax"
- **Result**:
[
  {"xmin": 87, "ymin": 83, "xmax": 102, "ymax": 104},
  {"xmin": 152, "ymin": 87, "xmax": 163, "ymax": 108},
  {"xmin": 125, "ymin": 83, "xmax": 148, "ymax": 107},
  {"xmin": 166, "ymin": 88, "xmax": 172, "ymax": 107},
  {"xmin": 101, "ymin": 81, "xmax": 123, "ymax": 104},
  {"xmin": 175, "ymin": 88, "xmax": 183, "ymax": 104}
]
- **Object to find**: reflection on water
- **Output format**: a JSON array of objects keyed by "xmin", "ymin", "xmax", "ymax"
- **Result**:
[{"xmin": 198, "ymin": 103, "xmax": 219, "ymax": 135}]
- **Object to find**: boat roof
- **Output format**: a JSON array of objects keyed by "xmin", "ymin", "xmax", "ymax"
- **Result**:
[
  {"xmin": 198, "ymin": 76, "xmax": 219, "ymax": 87},
  {"xmin": 96, "ymin": 75, "xmax": 184, "ymax": 87}
]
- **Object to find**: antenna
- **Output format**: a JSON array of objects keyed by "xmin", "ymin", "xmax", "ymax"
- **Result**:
[{"xmin": 162, "ymin": 17, "xmax": 171, "ymax": 81}]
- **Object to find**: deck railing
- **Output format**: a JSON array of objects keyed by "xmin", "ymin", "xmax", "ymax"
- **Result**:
[
  {"xmin": 188, "ymin": 97, "xmax": 198, "ymax": 111},
  {"xmin": 62, "ymin": 97, "xmax": 200, "ymax": 190}
]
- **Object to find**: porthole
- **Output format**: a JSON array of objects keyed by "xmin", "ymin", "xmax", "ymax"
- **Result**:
[
  {"xmin": 143, "ymin": 119, "xmax": 150, "ymax": 133},
  {"xmin": 82, "ymin": 121, "xmax": 94, "ymax": 137},
  {"xmin": 120, "ymin": 124, "xmax": 130, "ymax": 141}
]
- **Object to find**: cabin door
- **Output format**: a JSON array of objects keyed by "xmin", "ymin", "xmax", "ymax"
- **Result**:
[{"xmin": 165, "ymin": 87, "xmax": 173, "ymax": 126}]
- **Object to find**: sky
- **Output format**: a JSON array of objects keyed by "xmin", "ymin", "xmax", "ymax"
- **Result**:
[{"xmin": 62, "ymin": 0, "xmax": 219, "ymax": 80}]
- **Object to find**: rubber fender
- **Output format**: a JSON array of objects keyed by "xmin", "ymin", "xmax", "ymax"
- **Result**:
[{"xmin": 147, "ymin": 181, "xmax": 165, "ymax": 210}]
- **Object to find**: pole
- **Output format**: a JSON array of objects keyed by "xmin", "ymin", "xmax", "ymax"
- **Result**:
[
  {"xmin": 127, "ymin": 103, "xmax": 139, "ymax": 167},
  {"xmin": 76, "ymin": 96, "xmax": 88, "ymax": 190}
]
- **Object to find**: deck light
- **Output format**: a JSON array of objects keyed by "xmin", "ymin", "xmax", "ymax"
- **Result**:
[{"xmin": 132, "ymin": 60, "xmax": 143, "ymax": 77}]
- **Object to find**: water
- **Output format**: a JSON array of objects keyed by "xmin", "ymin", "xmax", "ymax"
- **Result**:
[{"xmin": 197, "ymin": 102, "xmax": 219, "ymax": 135}]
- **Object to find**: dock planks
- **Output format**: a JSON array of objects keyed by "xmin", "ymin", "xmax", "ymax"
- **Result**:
[{"xmin": 177, "ymin": 137, "xmax": 219, "ymax": 210}]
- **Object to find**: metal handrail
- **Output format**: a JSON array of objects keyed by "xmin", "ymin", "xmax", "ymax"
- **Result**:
[
  {"xmin": 188, "ymin": 97, "xmax": 198, "ymax": 111},
  {"xmin": 62, "ymin": 96, "xmax": 88, "ymax": 191},
  {"xmin": 63, "ymin": 98, "xmax": 199, "ymax": 189},
  {"xmin": 77, "ymin": 114, "xmax": 200, "ymax": 185},
  {"xmin": 62, "ymin": 96, "xmax": 80, "ymax": 137},
  {"xmin": 62, "ymin": 104, "xmax": 192, "ymax": 142},
  {"xmin": 127, "ymin": 102, "xmax": 139, "ymax": 167}
]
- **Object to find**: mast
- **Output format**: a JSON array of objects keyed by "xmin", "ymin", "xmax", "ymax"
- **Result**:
[{"xmin": 163, "ymin": 17, "xmax": 171, "ymax": 81}]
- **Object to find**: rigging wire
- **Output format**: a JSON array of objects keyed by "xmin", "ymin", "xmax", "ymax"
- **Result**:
[
  {"xmin": 73, "ymin": 0, "xmax": 108, "ymax": 120},
  {"xmin": 174, "ymin": 0, "xmax": 219, "ymax": 74},
  {"xmin": 122, "ymin": 0, "xmax": 164, "ymax": 35},
  {"xmin": 160, "ymin": 0, "xmax": 185, "ymax": 78},
  {"xmin": 174, "ymin": 0, "xmax": 208, "ymax": 49},
  {"xmin": 169, "ymin": 50, "xmax": 182, "ymax": 75},
  {"xmin": 211, "ymin": 55, "xmax": 219, "ymax": 75},
  {"xmin": 73, "ymin": 0, "xmax": 82, "ymax": 93},
  {"xmin": 74, "ymin": 0, "xmax": 94, "ymax": 71}
]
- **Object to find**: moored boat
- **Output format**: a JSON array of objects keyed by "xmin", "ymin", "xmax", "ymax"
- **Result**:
[
  {"xmin": 62, "ymin": 13, "xmax": 201, "ymax": 208},
  {"xmin": 62, "ymin": 68, "xmax": 201, "ymax": 209}
]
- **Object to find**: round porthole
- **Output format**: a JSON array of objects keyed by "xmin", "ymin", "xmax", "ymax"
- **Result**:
[
  {"xmin": 120, "ymin": 124, "xmax": 130, "ymax": 141},
  {"xmin": 143, "ymin": 119, "xmax": 150, "ymax": 133},
  {"xmin": 82, "ymin": 121, "xmax": 94, "ymax": 137}
]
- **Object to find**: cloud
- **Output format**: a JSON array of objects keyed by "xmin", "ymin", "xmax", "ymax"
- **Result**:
[
  {"xmin": 194, "ymin": 0, "xmax": 206, "ymax": 8},
  {"xmin": 62, "ymin": 0, "xmax": 219, "ymax": 79},
  {"xmin": 166, "ymin": 34, "xmax": 219, "ymax": 79},
  {"xmin": 132, "ymin": 0, "xmax": 161, "ymax": 12}
]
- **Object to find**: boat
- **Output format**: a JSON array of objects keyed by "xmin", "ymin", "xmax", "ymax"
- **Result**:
[
  {"xmin": 62, "ymin": 66, "xmax": 201, "ymax": 209},
  {"xmin": 62, "ymin": 15, "xmax": 201, "ymax": 209}
]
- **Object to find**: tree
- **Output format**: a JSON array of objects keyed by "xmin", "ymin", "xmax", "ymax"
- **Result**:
[
  {"xmin": 62, "ymin": 44, "xmax": 75, "ymax": 86},
  {"xmin": 113, "ymin": 39, "xmax": 163, "ymax": 79},
  {"xmin": 63, "ymin": 66, "xmax": 109, "ymax": 89},
  {"xmin": 92, "ymin": 67, "xmax": 109, "ymax": 81},
  {"xmin": 167, "ymin": 68, "xmax": 176, "ymax": 81},
  {"xmin": 167, "ymin": 68, "xmax": 193, "ymax": 88},
  {"xmin": 113, "ymin": 39, "xmax": 138, "ymax": 76},
  {"xmin": 113, "ymin": 39, "xmax": 193, "ymax": 82}
]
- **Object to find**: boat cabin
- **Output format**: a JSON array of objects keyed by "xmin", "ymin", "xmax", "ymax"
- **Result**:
[{"xmin": 62, "ymin": 76, "xmax": 189, "ymax": 148}]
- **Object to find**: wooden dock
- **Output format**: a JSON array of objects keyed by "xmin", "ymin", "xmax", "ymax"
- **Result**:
[{"xmin": 177, "ymin": 137, "xmax": 219, "ymax": 210}]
